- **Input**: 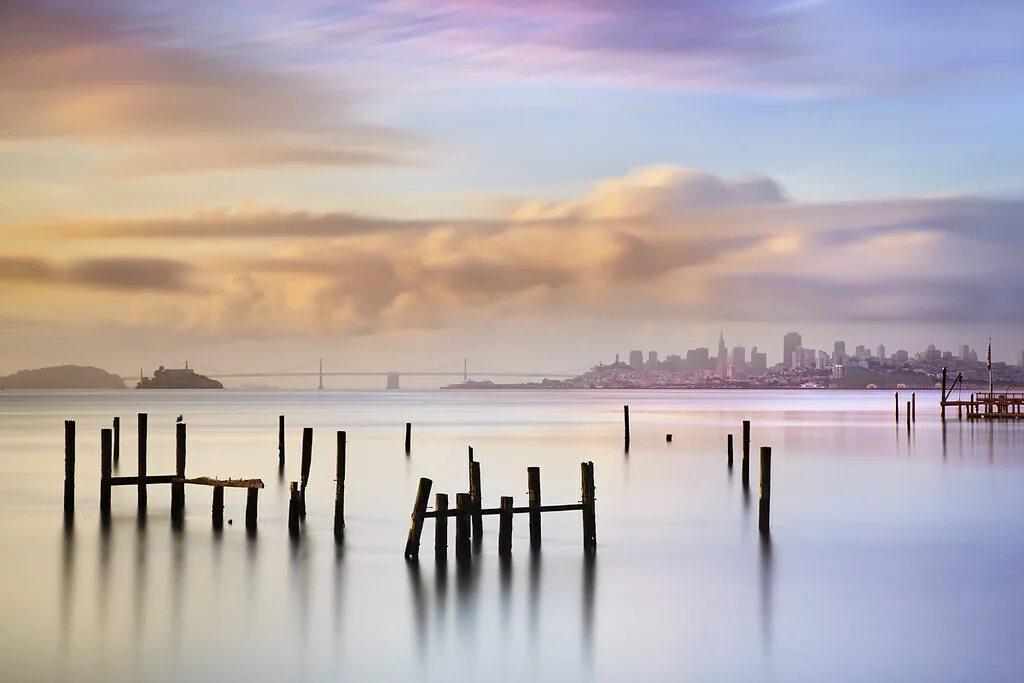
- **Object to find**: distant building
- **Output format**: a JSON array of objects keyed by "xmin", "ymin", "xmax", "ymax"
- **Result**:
[
  {"xmin": 803, "ymin": 348, "xmax": 816, "ymax": 369},
  {"xmin": 831, "ymin": 364, "xmax": 846, "ymax": 379},
  {"xmin": 924, "ymin": 344, "xmax": 941, "ymax": 362},
  {"xmin": 816, "ymin": 350, "xmax": 829, "ymax": 370},
  {"xmin": 664, "ymin": 354, "xmax": 683, "ymax": 371},
  {"xmin": 750, "ymin": 347, "xmax": 767, "ymax": 373},
  {"xmin": 1019, "ymin": 349, "xmax": 1024, "ymax": 369},
  {"xmin": 731, "ymin": 345, "xmax": 746, "ymax": 368},
  {"xmin": 855, "ymin": 344, "xmax": 868, "ymax": 360},
  {"xmin": 959, "ymin": 345, "xmax": 971, "ymax": 362},
  {"xmin": 629, "ymin": 350, "xmax": 644, "ymax": 369},
  {"xmin": 970, "ymin": 349, "xmax": 978, "ymax": 363},
  {"xmin": 647, "ymin": 351, "xmax": 658, "ymax": 365},
  {"xmin": 833, "ymin": 341, "xmax": 846, "ymax": 364},
  {"xmin": 686, "ymin": 348, "xmax": 710, "ymax": 371},
  {"xmin": 894, "ymin": 350, "xmax": 909, "ymax": 363},
  {"xmin": 784, "ymin": 332, "xmax": 802, "ymax": 369},
  {"xmin": 876, "ymin": 344, "xmax": 886, "ymax": 361},
  {"xmin": 615, "ymin": 353, "xmax": 620, "ymax": 365}
]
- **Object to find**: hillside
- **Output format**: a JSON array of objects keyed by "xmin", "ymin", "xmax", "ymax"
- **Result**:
[{"xmin": 1, "ymin": 365, "xmax": 126, "ymax": 389}]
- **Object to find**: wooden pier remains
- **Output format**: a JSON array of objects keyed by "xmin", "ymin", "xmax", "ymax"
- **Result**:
[{"xmin": 940, "ymin": 366, "xmax": 1024, "ymax": 420}]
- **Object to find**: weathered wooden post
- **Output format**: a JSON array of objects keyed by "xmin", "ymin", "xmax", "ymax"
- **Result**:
[
  {"xmin": 941, "ymin": 367, "xmax": 947, "ymax": 420},
  {"xmin": 498, "ymin": 496, "xmax": 513, "ymax": 557},
  {"xmin": 278, "ymin": 415, "xmax": 285, "ymax": 469},
  {"xmin": 334, "ymin": 430, "xmax": 346, "ymax": 540},
  {"xmin": 405, "ymin": 422, "xmax": 412, "ymax": 454},
  {"xmin": 581, "ymin": 461, "xmax": 596, "ymax": 552},
  {"xmin": 623, "ymin": 405, "xmax": 630, "ymax": 450},
  {"xmin": 455, "ymin": 493, "xmax": 471, "ymax": 563},
  {"xmin": 741, "ymin": 420, "xmax": 751, "ymax": 490},
  {"xmin": 63, "ymin": 420, "xmax": 75, "ymax": 522},
  {"xmin": 528, "ymin": 466, "xmax": 542, "ymax": 549},
  {"xmin": 469, "ymin": 459, "xmax": 483, "ymax": 545},
  {"xmin": 665, "ymin": 434, "xmax": 672, "ymax": 442},
  {"xmin": 895, "ymin": 392, "xmax": 899, "ymax": 421},
  {"xmin": 212, "ymin": 486, "xmax": 224, "ymax": 529},
  {"xmin": 171, "ymin": 422, "xmax": 186, "ymax": 523},
  {"xmin": 727, "ymin": 433, "xmax": 734, "ymax": 470},
  {"xmin": 758, "ymin": 446, "xmax": 772, "ymax": 535},
  {"xmin": 906, "ymin": 401, "xmax": 911, "ymax": 430},
  {"xmin": 244, "ymin": 491, "xmax": 258, "ymax": 532},
  {"xmin": 100, "ymin": 428, "xmax": 112, "ymax": 523},
  {"xmin": 434, "ymin": 493, "xmax": 448, "ymax": 561},
  {"xmin": 112, "ymin": 416, "xmax": 120, "ymax": 465},
  {"xmin": 299, "ymin": 427, "xmax": 312, "ymax": 519},
  {"xmin": 288, "ymin": 481, "xmax": 301, "ymax": 539},
  {"xmin": 137, "ymin": 413, "xmax": 148, "ymax": 513},
  {"xmin": 912, "ymin": 392, "xmax": 916, "ymax": 422},
  {"xmin": 403, "ymin": 477, "xmax": 432, "ymax": 559}
]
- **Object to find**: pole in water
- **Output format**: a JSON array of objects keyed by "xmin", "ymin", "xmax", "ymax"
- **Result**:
[
  {"xmin": 528, "ymin": 466, "xmax": 542, "ymax": 549},
  {"xmin": 334, "ymin": 430, "xmax": 346, "ymax": 540},
  {"xmin": 278, "ymin": 415, "xmax": 285, "ymax": 469},
  {"xmin": 404, "ymin": 477, "xmax": 432, "ymax": 559},
  {"xmin": 623, "ymin": 405, "xmax": 630, "ymax": 451},
  {"xmin": 758, "ymin": 446, "xmax": 772, "ymax": 535},
  {"xmin": 112, "ymin": 416, "xmax": 120, "ymax": 466},
  {"xmin": 455, "ymin": 493, "xmax": 471, "ymax": 563},
  {"xmin": 912, "ymin": 393, "xmax": 916, "ymax": 422},
  {"xmin": 100, "ymin": 427, "xmax": 112, "ymax": 523},
  {"xmin": 581, "ymin": 461, "xmax": 597, "ymax": 552},
  {"xmin": 172, "ymin": 422, "xmax": 186, "ymax": 524},
  {"xmin": 405, "ymin": 422, "xmax": 412, "ymax": 454},
  {"xmin": 470, "ymin": 460, "xmax": 483, "ymax": 546},
  {"xmin": 137, "ymin": 413, "xmax": 148, "ymax": 513},
  {"xmin": 895, "ymin": 392, "xmax": 899, "ymax": 421},
  {"xmin": 665, "ymin": 434, "xmax": 672, "ymax": 442},
  {"xmin": 434, "ymin": 493, "xmax": 448, "ymax": 562},
  {"xmin": 906, "ymin": 401, "xmax": 911, "ymax": 430},
  {"xmin": 727, "ymin": 433, "xmax": 734, "ymax": 471},
  {"xmin": 741, "ymin": 420, "xmax": 751, "ymax": 490},
  {"xmin": 245, "ymin": 488, "xmax": 258, "ymax": 535},
  {"xmin": 498, "ymin": 496, "xmax": 513, "ymax": 557},
  {"xmin": 212, "ymin": 486, "xmax": 224, "ymax": 529},
  {"xmin": 299, "ymin": 427, "xmax": 312, "ymax": 519},
  {"xmin": 63, "ymin": 420, "xmax": 75, "ymax": 523},
  {"xmin": 288, "ymin": 481, "xmax": 301, "ymax": 539}
]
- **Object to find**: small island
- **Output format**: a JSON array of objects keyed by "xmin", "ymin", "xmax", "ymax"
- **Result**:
[
  {"xmin": 0, "ymin": 365, "xmax": 126, "ymax": 389},
  {"xmin": 137, "ymin": 365, "xmax": 223, "ymax": 389}
]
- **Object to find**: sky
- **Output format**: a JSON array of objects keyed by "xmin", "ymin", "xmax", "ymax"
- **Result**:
[{"xmin": 2, "ymin": 0, "xmax": 1024, "ymax": 384}]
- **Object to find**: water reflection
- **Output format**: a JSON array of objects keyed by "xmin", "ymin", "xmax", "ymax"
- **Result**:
[{"xmin": 759, "ymin": 534, "xmax": 773, "ymax": 652}]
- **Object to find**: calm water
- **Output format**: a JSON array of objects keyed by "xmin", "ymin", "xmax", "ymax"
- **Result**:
[{"xmin": 2, "ymin": 389, "xmax": 1024, "ymax": 682}]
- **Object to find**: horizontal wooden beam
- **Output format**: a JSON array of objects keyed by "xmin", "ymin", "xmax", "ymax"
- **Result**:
[
  {"xmin": 423, "ymin": 502, "xmax": 582, "ymax": 519},
  {"xmin": 109, "ymin": 474, "xmax": 175, "ymax": 486},
  {"xmin": 174, "ymin": 477, "xmax": 264, "ymax": 489}
]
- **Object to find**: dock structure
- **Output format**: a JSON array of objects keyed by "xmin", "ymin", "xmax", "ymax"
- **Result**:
[{"xmin": 940, "ymin": 366, "xmax": 1024, "ymax": 420}]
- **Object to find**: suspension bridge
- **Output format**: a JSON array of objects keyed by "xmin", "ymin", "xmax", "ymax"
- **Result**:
[{"xmin": 129, "ymin": 358, "xmax": 583, "ymax": 389}]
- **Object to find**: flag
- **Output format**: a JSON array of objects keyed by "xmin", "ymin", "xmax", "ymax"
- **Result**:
[{"xmin": 987, "ymin": 338, "xmax": 992, "ymax": 371}]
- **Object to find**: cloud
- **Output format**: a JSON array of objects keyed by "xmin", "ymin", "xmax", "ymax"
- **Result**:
[
  {"xmin": 0, "ymin": 2, "xmax": 425, "ymax": 172},
  {"xmin": 0, "ymin": 255, "xmax": 196, "ymax": 292}
]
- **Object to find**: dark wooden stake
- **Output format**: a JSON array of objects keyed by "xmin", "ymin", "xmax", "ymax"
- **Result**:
[
  {"xmin": 455, "ymin": 492, "xmax": 471, "ymax": 563},
  {"xmin": 469, "ymin": 459, "xmax": 483, "ymax": 545},
  {"xmin": 288, "ymin": 481, "xmax": 301, "ymax": 539},
  {"xmin": 300, "ymin": 427, "xmax": 312, "ymax": 519},
  {"xmin": 528, "ymin": 466, "xmax": 542, "ymax": 549},
  {"xmin": 758, "ymin": 446, "xmax": 772, "ymax": 535},
  {"xmin": 172, "ymin": 422, "xmax": 186, "ymax": 523},
  {"xmin": 112, "ymin": 416, "xmax": 120, "ymax": 465},
  {"xmin": 665, "ymin": 434, "xmax": 672, "ymax": 442},
  {"xmin": 63, "ymin": 420, "xmax": 75, "ymax": 522},
  {"xmin": 895, "ymin": 392, "xmax": 899, "ymax": 421},
  {"xmin": 741, "ymin": 420, "xmax": 751, "ymax": 490},
  {"xmin": 245, "ymin": 488, "xmax": 258, "ymax": 533},
  {"xmin": 334, "ymin": 430, "xmax": 346, "ymax": 539},
  {"xmin": 404, "ymin": 477, "xmax": 432, "ymax": 559},
  {"xmin": 137, "ymin": 413, "xmax": 148, "ymax": 513},
  {"xmin": 906, "ymin": 401, "xmax": 911, "ymax": 430},
  {"xmin": 212, "ymin": 486, "xmax": 224, "ymax": 529},
  {"xmin": 405, "ymin": 422, "xmax": 412, "ymax": 454},
  {"xmin": 278, "ymin": 415, "xmax": 285, "ymax": 469},
  {"xmin": 623, "ymin": 405, "xmax": 630, "ymax": 450},
  {"xmin": 100, "ymin": 427, "xmax": 112, "ymax": 522},
  {"xmin": 434, "ymin": 493, "xmax": 448, "ymax": 561},
  {"xmin": 581, "ymin": 461, "xmax": 596, "ymax": 552},
  {"xmin": 498, "ymin": 496, "xmax": 513, "ymax": 557},
  {"xmin": 727, "ymin": 433, "xmax": 734, "ymax": 470},
  {"xmin": 912, "ymin": 392, "xmax": 916, "ymax": 422}
]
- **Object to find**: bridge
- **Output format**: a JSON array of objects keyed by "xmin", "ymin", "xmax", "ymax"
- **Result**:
[{"xmin": 129, "ymin": 358, "xmax": 583, "ymax": 389}]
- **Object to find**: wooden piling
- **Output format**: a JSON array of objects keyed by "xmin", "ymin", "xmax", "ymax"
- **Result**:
[
  {"xmin": 63, "ymin": 420, "xmax": 75, "ymax": 522},
  {"xmin": 212, "ymin": 486, "xmax": 224, "ymax": 529},
  {"xmin": 758, "ymin": 446, "xmax": 771, "ymax": 535},
  {"xmin": 100, "ymin": 428, "xmax": 112, "ymax": 522},
  {"xmin": 300, "ymin": 427, "xmax": 312, "ymax": 519},
  {"xmin": 941, "ymin": 368, "xmax": 947, "ymax": 420},
  {"xmin": 727, "ymin": 434, "xmax": 734, "ymax": 470},
  {"xmin": 498, "ymin": 496, "xmax": 513, "ymax": 557},
  {"xmin": 623, "ymin": 405, "xmax": 630, "ymax": 450},
  {"xmin": 455, "ymin": 493, "xmax": 471, "ymax": 563},
  {"xmin": 906, "ymin": 401, "xmax": 911, "ymax": 430},
  {"xmin": 912, "ymin": 393, "xmax": 916, "ymax": 422},
  {"xmin": 405, "ymin": 422, "xmax": 412, "ymax": 454},
  {"xmin": 172, "ymin": 422, "xmax": 186, "ymax": 523},
  {"xmin": 895, "ymin": 392, "xmax": 899, "ymax": 421},
  {"xmin": 112, "ymin": 416, "xmax": 120, "ymax": 465},
  {"xmin": 288, "ymin": 481, "xmax": 301, "ymax": 539},
  {"xmin": 741, "ymin": 420, "xmax": 751, "ymax": 490},
  {"xmin": 665, "ymin": 434, "xmax": 672, "ymax": 442},
  {"xmin": 581, "ymin": 461, "xmax": 596, "ymax": 552},
  {"xmin": 245, "ymin": 488, "xmax": 258, "ymax": 533},
  {"xmin": 403, "ymin": 477, "xmax": 432, "ymax": 559},
  {"xmin": 137, "ymin": 413, "xmax": 147, "ymax": 513},
  {"xmin": 278, "ymin": 415, "xmax": 285, "ymax": 469},
  {"xmin": 434, "ymin": 493, "xmax": 448, "ymax": 561},
  {"xmin": 469, "ymin": 459, "xmax": 483, "ymax": 545},
  {"xmin": 528, "ymin": 466, "xmax": 542, "ymax": 549},
  {"xmin": 334, "ymin": 430, "xmax": 346, "ymax": 539}
]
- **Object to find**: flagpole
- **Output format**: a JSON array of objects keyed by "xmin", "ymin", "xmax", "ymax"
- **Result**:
[{"xmin": 988, "ymin": 338, "xmax": 993, "ymax": 400}]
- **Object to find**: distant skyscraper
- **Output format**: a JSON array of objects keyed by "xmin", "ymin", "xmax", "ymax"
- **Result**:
[
  {"xmin": 731, "ymin": 345, "xmax": 746, "ymax": 368},
  {"xmin": 629, "ymin": 350, "xmax": 643, "ymax": 369},
  {"xmin": 959, "ymin": 345, "xmax": 971, "ymax": 362},
  {"xmin": 686, "ymin": 348, "xmax": 710, "ymax": 372},
  {"xmin": 894, "ymin": 349, "xmax": 909, "ymax": 363},
  {"xmin": 855, "ymin": 344, "xmax": 867, "ymax": 360},
  {"xmin": 816, "ymin": 350, "xmax": 829, "ymax": 370},
  {"xmin": 833, "ymin": 341, "xmax": 846, "ymax": 363},
  {"xmin": 750, "ymin": 350, "xmax": 767, "ymax": 373},
  {"xmin": 784, "ymin": 332, "xmax": 802, "ymax": 369},
  {"xmin": 716, "ymin": 331, "xmax": 728, "ymax": 377},
  {"xmin": 717, "ymin": 331, "xmax": 727, "ymax": 361},
  {"xmin": 1019, "ymin": 349, "xmax": 1024, "ymax": 369},
  {"xmin": 876, "ymin": 344, "xmax": 885, "ymax": 361},
  {"xmin": 647, "ymin": 351, "xmax": 658, "ymax": 365},
  {"xmin": 803, "ymin": 348, "xmax": 816, "ymax": 368}
]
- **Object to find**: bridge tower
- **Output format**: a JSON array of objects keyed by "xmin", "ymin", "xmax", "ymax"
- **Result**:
[
  {"xmin": 464, "ymin": 357, "xmax": 468, "ymax": 382},
  {"xmin": 317, "ymin": 358, "xmax": 324, "ymax": 390},
  {"xmin": 386, "ymin": 372, "xmax": 400, "ymax": 390}
]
